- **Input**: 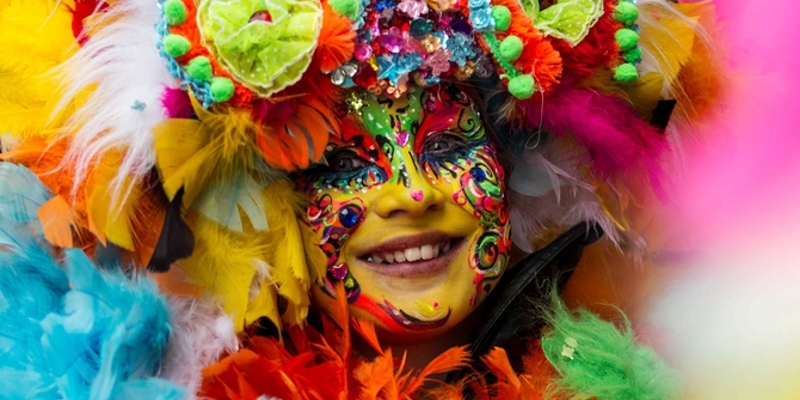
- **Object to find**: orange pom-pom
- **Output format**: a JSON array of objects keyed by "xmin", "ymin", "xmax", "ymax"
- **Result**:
[
  {"xmin": 490, "ymin": 0, "xmax": 563, "ymax": 92},
  {"xmin": 314, "ymin": 2, "xmax": 356, "ymax": 74}
]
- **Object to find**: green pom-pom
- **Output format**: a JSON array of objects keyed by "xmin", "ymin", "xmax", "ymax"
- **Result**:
[
  {"xmin": 210, "ymin": 77, "xmax": 235, "ymax": 102},
  {"xmin": 492, "ymin": 6, "xmax": 512, "ymax": 31},
  {"xmin": 164, "ymin": 0, "xmax": 188, "ymax": 26},
  {"xmin": 186, "ymin": 56, "xmax": 213, "ymax": 81},
  {"xmin": 508, "ymin": 74, "xmax": 535, "ymax": 100},
  {"xmin": 613, "ymin": 2, "xmax": 639, "ymax": 26},
  {"xmin": 329, "ymin": 0, "xmax": 360, "ymax": 21},
  {"xmin": 615, "ymin": 28, "xmax": 639, "ymax": 52},
  {"xmin": 499, "ymin": 35, "xmax": 524, "ymax": 62},
  {"xmin": 614, "ymin": 63, "xmax": 639, "ymax": 84},
  {"xmin": 163, "ymin": 34, "xmax": 190, "ymax": 57},
  {"xmin": 623, "ymin": 47, "xmax": 642, "ymax": 63}
]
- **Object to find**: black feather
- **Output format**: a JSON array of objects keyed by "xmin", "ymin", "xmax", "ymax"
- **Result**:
[
  {"xmin": 650, "ymin": 99, "xmax": 678, "ymax": 133},
  {"xmin": 148, "ymin": 187, "xmax": 195, "ymax": 272},
  {"xmin": 447, "ymin": 222, "xmax": 604, "ymax": 382}
]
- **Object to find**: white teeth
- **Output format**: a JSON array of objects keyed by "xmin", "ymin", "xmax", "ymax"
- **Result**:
[
  {"xmin": 420, "ymin": 244, "xmax": 434, "ymax": 260},
  {"xmin": 367, "ymin": 240, "xmax": 455, "ymax": 264},
  {"xmin": 405, "ymin": 247, "xmax": 421, "ymax": 262}
]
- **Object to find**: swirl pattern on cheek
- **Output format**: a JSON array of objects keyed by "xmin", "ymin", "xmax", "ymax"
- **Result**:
[
  {"xmin": 305, "ymin": 193, "xmax": 365, "ymax": 302},
  {"xmin": 453, "ymin": 146, "xmax": 511, "ymax": 306}
]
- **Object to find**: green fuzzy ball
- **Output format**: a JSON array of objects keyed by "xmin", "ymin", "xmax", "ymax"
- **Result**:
[
  {"xmin": 329, "ymin": 0, "xmax": 360, "ymax": 21},
  {"xmin": 615, "ymin": 28, "xmax": 639, "ymax": 52},
  {"xmin": 210, "ymin": 77, "xmax": 235, "ymax": 103},
  {"xmin": 613, "ymin": 2, "xmax": 639, "ymax": 26},
  {"xmin": 164, "ymin": 0, "xmax": 188, "ymax": 26},
  {"xmin": 499, "ymin": 35, "xmax": 524, "ymax": 62},
  {"xmin": 614, "ymin": 63, "xmax": 639, "ymax": 84},
  {"xmin": 508, "ymin": 74, "xmax": 535, "ymax": 100},
  {"xmin": 186, "ymin": 56, "xmax": 213, "ymax": 81},
  {"xmin": 163, "ymin": 34, "xmax": 190, "ymax": 58},
  {"xmin": 624, "ymin": 47, "xmax": 642, "ymax": 63},
  {"xmin": 492, "ymin": 6, "xmax": 512, "ymax": 31}
]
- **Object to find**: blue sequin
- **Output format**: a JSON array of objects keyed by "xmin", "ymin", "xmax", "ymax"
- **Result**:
[
  {"xmin": 449, "ymin": 32, "xmax": 477, "ymax": 67},
  {"xmin": 377, "ymin": 53, "xmax": 423, "ymax": 85},
  {"xmin": 339, "ymin": 206, "xmax": 361, "ymax": 228},
  {"xmin": 374, "ymin": 0, "xmax": 394, "ymax": 11},
  {"xmin": 469, "ymin": 8, "xmax": 495, "ymax": 32},
  {"xmin": 470, "ymin": 167, "xmax": 487, "ymax": 182}
]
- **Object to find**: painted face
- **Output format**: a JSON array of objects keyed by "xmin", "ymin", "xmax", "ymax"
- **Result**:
[{"xmin": 295, "ymin": 85, "xmax": 511, "ymax": 339}]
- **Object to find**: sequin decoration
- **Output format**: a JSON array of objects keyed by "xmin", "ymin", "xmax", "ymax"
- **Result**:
[{"xmin": 325, "ymin": 0, "xmax": 486, "ymax": 96}]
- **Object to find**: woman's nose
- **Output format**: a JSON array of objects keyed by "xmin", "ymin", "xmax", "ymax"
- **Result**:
[{"xmin": 372, "ymin": 153, "xmax": 446, "ymax": 219}]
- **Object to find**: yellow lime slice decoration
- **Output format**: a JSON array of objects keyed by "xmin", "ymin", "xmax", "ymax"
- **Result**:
[{"xmin": 197, "ymin": 0, "xmax": 323, "ymax": 96}]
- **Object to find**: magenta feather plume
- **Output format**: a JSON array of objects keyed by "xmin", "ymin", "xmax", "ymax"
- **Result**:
[
  {"xmin": 161, "ymin": 87, "xmax": 194, "ymax": 119},
  {"xmin": 520, "ymin": 86, "xmax": 668, "ymax": 188}
]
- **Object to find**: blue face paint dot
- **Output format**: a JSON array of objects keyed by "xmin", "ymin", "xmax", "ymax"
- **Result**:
[
  {"xmin": 470, "ymin": 166, "xmax": 486, "ymax": 182},
  {"xmin": 339, "ymin": 205, "xmax": 361, "ymax": 228}
]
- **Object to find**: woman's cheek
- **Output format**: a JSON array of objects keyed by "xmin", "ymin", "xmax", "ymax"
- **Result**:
[{"xmin": 305, "ymin": 191, "xmax": 366, "ymax": 302}]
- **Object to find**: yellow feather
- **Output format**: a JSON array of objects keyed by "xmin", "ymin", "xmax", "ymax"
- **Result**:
[
  {"xmin": 301, "ymin": 222, "xmax": 328, "ymax": 284},
  {"xmin": 639, "ymin": 2, "xmax": 698, "ymax": 87},
  {"xmin": 261, "ymin": 179, "xmax": 313, "ymax": 326},
  {"xmin": 152, "ymin": 94, "xmax": 260, "ymax": 208},
  {"xmin": 180, "ymin": 178, "xmax": 314, "ymax": 331},
  {"xmin": 0, "ymin": 0, "xmax": 76, "ymax": 138},
  {"xmin": 245, "ymin": 272, "xmax": 281, "ymax": 331},
  {"xmin": 182, "ymin": 210, "xmax": 272, "ymax": 332},
  {"xmin": 622, "ymin": 72, "xmax": 666, "ymax": 120},
  {"xmin": 84, "ymin": 151, "xmax": 142, "ymax": 250}
]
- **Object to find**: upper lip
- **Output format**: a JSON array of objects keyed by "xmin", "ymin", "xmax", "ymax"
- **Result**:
[{"xmin": 356, "ymin": 231, "xmax": 456, "ymax": 258}]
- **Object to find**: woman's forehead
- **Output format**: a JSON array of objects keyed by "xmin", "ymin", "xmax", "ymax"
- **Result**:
[{"xmin": 331, "ymin": 86, "xmax": 477, "ymax": 144}]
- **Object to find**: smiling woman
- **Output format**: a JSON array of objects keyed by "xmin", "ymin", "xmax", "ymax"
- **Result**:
[
  {"xmin": 0, "ymin": 0, "xmax": 724, "ymax": 398},
  {"xmin": 297, "ymin": 85, "xmax": 511, "ymax": 336}
]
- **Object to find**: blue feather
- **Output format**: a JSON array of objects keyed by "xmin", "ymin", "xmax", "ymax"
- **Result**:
[{"xmin": 0, "ymin": 163, "xmax": 187, "ymax": 399}]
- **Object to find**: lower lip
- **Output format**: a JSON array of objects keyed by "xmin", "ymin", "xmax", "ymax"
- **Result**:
[{"xmin": 358, "ymin": 239, "xmax": 466, "ymax": 279}]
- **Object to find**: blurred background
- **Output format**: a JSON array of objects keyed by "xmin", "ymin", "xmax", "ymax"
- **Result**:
[{"xmin": 646, "ymin": 1, "xmax": 800, "ymax": 398}]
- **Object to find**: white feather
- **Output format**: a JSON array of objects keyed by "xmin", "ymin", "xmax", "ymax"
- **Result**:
[
  {"xmin": 507, "ymin": 140, "xmax": 621, "ymax": 252},
  {"xmin": 159, "ymin": 297, "xmax": 239, "ymax": 398},
  {"xmin": 53, "ymin": 0, "xmax": 173, "ymax": 208},
  {"xmin": 249, "ymin": 259, "xmax": 274, "ymax": 303}
]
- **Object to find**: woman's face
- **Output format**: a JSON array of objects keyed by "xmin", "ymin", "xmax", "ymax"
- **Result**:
[{"xmin": 296, "ymin": 85, "xmax": 511, "ymax": 338}]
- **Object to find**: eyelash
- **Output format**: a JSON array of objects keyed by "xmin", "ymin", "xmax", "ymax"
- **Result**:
[
  {"xmin": 419, "ymin": 132, "xmax": 485, "ymax": 170},
  {"xmin": 305, "ymin": 151, "xmax": 385, "ymax": 190}
]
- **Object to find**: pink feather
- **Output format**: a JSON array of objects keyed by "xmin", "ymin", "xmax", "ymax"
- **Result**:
[
  {"xmin": 520, "ymin": 85, "xmax": 668, "ymax": 188},
  {"xmin": 161, "ymin": 87, "xmax": 194, "ymax": 119}
]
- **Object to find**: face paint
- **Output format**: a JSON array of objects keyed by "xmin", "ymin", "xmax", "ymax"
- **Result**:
[{"xmin": 296, "ymin": 84, "xmax": 511, "ymax": 337}]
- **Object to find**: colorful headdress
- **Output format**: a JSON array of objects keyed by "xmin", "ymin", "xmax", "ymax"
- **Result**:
[{"xmin": 0, "ymin": 0, "xmax": 722, "ymax": 397}]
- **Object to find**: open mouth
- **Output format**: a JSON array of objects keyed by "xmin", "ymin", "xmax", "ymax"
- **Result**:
[
  {"xmin": 362, "ymin": 238, "xmax": 458, "ymax": 264},
  {"xmin": 356, "ymin": 232, "xmax": 465, "ymax": 278}
]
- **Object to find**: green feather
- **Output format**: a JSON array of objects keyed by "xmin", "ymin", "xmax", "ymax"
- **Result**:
[{"xmin": 541, "ymin": 297, "xmax": 678, "ymax": 400}]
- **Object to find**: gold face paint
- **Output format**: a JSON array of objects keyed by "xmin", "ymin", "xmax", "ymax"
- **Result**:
[{"xmin": 296, "ymin": 84, "xmax": 511, "ymax": 338}]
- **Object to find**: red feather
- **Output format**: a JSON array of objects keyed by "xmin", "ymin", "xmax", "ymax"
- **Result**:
[{"xmin": 65, "ymin": 0, "xmax": 109, "ymax": 45}]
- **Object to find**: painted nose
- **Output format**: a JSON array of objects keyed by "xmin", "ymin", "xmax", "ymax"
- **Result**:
[{"xmin": 373, "ymin": 155, "xmax": 445, "ymax": 219}]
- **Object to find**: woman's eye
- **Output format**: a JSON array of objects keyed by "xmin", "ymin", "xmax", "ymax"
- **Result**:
[
  {"xmin": 423, "ymin": 134, "xmax": 460, "ymax": 155},
  {"xmin": 327, "ymin": 150, "xmax": 368, "ymax": 172}
]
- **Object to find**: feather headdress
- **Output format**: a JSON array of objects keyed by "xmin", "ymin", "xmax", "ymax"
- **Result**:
[{"xmin": 0, "ymin": 0, "xmax": 725, "ymax": 397}]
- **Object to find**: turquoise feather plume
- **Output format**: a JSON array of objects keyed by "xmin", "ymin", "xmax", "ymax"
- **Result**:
[{"xmin": 0, "ymin": 162, "xmax": 186, "ymax": 399}]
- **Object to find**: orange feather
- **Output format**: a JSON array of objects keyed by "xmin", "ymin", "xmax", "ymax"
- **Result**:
[
  {"xmin": 315, "ymin": 2, "xmax": 356, "ymax": 74},
  {"xmin": 482, "ymin": 347, "xmax": 522, "ymax": 399}
]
